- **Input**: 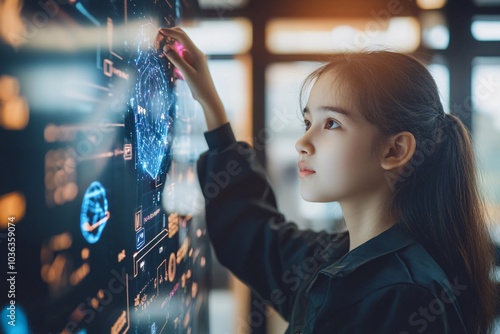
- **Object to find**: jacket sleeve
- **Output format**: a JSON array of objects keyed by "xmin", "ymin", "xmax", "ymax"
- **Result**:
[
  {"xmin": 316, "ymin": 283, "xmax": 467, "ymax": 334},
  {"xmin": 196, "ymin": 121, "xmax": 347, "ymax": 321}
]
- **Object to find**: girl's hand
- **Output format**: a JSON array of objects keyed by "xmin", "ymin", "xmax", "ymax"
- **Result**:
[{"xmin": 156, "ymin": 26, "xmax": 227, "ymax": 130}]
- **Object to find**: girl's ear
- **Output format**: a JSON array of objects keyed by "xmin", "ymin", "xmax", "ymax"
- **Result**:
[{"xmin": 379, "ymin": 131, "xmax": 416, "ymax": 171}]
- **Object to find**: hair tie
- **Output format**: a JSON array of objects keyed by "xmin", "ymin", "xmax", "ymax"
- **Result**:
[{"xmin": 439, "ymin": 112, "xmax": 454, "ymax": 129}]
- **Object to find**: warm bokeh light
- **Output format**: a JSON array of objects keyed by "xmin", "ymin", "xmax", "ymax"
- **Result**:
[
  {"xmin": 0, "ymin": 191, "xmax": 26, "ymax": 227},
  {"xmin": 44, "ymin": 124, "xmax": 58, "ymax": 142},
  {"xmin": 49, "ymin": 232, "xmax": 72, "ymax": 251},
  {"xmin": 266, "ymin": 17, "xmax": 420, "ymax": 54},
  {"xmin": 181, "ymin": 18, "xmax": 252, "ymax": 54},
  {"xmin": 45, "ymin": 148, "xmax": 78, "ymax": 207},
  {"xmin": 69, "ymin": 263, "xmax": 90, "ymax": 285},
  {"xmin": 0, "ymin": 95, "xmax": 29, "ymax": 130},
  {"xmin": 0, "ymin": 75, "xmax": 19, "ymax": 101},
  {"xmin": 0, "ymin": 0, "xmax": 25, "ymax": 48},
  {"xmin": 416, "ymin": 0, "xmax": 448, "ymax": 10},
  {"xmin": 0, "ymin": 75, "xmax": 29, "ymax": 130},
  {"xmin": 81, "ymin": 248, "xmax": 90, "ymax": 260}
]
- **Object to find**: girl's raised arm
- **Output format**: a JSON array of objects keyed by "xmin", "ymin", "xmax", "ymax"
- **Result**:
[{"xmin": 157, "ymin": 26, "xmax": 227, "ymax": 131}]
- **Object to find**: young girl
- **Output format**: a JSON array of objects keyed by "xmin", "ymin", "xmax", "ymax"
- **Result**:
[{"xmin": 156, "ymin": 27, "xmax": 498, "ymax": 333}]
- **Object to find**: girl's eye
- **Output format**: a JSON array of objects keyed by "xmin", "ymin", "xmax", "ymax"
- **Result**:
[
  {"xmin": 325, "ymin": 118, "xmax": 340, "ymax": 129},
  {"xmin": 302, "ymin": 119, "xmax": 340, "ymax": 132},
  {"xmin": 302, "ymin": 120, "xmax": 311, "ymax": 132}
]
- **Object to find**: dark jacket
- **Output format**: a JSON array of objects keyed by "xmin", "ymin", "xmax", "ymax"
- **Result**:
[{"xmin": 196, "ymin": 122, "xmax": 469, "ymax": 334}]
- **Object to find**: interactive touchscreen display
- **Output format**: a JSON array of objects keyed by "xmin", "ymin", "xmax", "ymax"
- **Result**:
[{"xmin": 0, "ymin": 0, "xmax": 210, "ymax": 333}]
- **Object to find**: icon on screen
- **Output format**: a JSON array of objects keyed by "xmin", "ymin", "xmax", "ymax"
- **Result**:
[
  {"xmin": 136, "ymin": 228, "xmax": 145, "ymax": 249},
  {"xmin": 124, "ymin": 144, "xmax": 132, "ymax": 160}
]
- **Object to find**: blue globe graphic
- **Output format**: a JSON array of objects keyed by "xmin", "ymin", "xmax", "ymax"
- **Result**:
[{"xmin": 80, "ymin": 181, "xmax": 110, "ymax": 244}]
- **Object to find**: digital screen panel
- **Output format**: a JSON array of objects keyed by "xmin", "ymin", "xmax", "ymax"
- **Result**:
[{"xmin": 0, "ymin": 0, "xmax": 210, "ymax": 333}]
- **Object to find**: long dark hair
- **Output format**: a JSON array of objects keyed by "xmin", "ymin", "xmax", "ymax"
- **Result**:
[{"xmin": 299, "ymin": 51, "xmax": 497, "ymax": 333}]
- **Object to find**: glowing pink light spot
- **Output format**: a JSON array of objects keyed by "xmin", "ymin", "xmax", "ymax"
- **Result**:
[
  {"xmin": 173, "ymin": 41, "xmax": 186, "ymax": 80},
  {"xmin": 169, "ymin": 283, "xmax": 180, "ymax": 298},
  {"xmin": 174, "ymin": 41, "xmax": 185, "ymax": 56}
]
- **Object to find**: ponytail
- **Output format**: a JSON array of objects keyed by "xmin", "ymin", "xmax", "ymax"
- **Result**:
[{"xmin": 394, "ymin": 112, "xmax": 497, "ymax": 334}]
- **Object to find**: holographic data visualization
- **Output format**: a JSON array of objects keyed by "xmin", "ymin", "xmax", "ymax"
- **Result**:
[
  {"xmin": 0, "ymin": 0, "xmax": 210, "ymax": 333},
  {"xmin": 131, "ymin": 23, "xmax": 175, "ymax": 180}
]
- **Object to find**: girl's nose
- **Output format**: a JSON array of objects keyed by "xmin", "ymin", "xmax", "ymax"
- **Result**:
[{"xmin": 295, "ymin": 135, "xmax": 313, "ymax": 155}]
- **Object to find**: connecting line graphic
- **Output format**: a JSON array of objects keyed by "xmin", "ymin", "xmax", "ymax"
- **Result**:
[
  {"xmin": 133, "ymin": 228, "xmax": 170, "ymax": 277},
  {"xmin": 75, "ymin": 2, "xmax": 100, "ymax": 26},
  {"xmin": 74, "ymin": 1, "xmax": 103, "ymax": 69}
]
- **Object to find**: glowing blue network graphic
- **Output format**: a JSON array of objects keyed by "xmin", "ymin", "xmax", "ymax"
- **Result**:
[
  {"xmin": 80, "ymin": 181, "xmax": 110, "ymax": 244},
  {"xmin": 130, "ymin": 23, "xmax": 175, "ymax": 179}
]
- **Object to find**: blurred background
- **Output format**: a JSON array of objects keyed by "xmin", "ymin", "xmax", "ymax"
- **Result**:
[{"xmin": 0, "ymin": 0, "xmax": 500, "ymax": 333}]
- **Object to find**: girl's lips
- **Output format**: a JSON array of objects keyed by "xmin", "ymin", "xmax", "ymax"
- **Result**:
[
  {"xmin": 299, "ymin": 170, "xmax": 316, "ymax": 178},
  {"xmin": 298, "ymin": 161, "xmax": 315, "ymax": 172}
]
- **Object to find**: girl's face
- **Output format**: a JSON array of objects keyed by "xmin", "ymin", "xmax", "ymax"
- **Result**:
[{"xmin": 295, "ymin": 73, "xmax": 385, "ymax": 202}]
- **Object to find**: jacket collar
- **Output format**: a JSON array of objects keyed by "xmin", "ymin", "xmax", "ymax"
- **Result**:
[{"xmin": 319, "ymin": 223, "xmax": 416, "ymax": 279}]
